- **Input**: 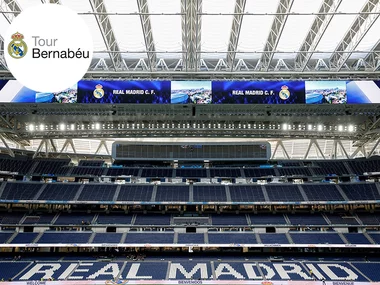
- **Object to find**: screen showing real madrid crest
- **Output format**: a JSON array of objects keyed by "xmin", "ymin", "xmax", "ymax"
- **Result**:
[
  {"xmin": 1, "ymin": 79, "xmax": 380, "ymax": 104},
  {"xmin": 212, "ymin": 81, "xmax": 305, "ymax": 104}
]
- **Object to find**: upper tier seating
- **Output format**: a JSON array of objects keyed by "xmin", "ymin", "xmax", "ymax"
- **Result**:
[
  {"xmin": 155, "ymin": 185, "xmax": 190, "ymax": 202},
  {"xmin": 302, "ymin": 184, "xmax": 345, "ymax": 201},
  {"xmin": 78, "ymin": 184, "xmax": 117, "ymax": 202},
  {"xmin": 38, "ymin": 183, "xmax": 81, "ymax": 201},
  {"xmin": 193, "ymin": 185, "xmax": 227, "ymax": 202},
  {"xmin": 229, "ymin": 185, "xmax": 266, "ymax": 202},
  {"xmin": 290, "ymin": 232, "xmax": 345, "ymax": 244},
  {"xmin": 265, "ymin": 185, "xmax": 304, "ymax": 202},
  {"xmin": 340, "ymin": 183, "xmax": 380, "ymax": 201},
  {"xmin": 0, "ymin": 182, "xmax": 42, "ymax": 200},
  {"xmin": 117, "ymin": 185, "xmax": 154, "ymax": 201}
]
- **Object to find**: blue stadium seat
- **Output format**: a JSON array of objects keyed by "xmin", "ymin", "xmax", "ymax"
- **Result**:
[
  {"xmin": 344, "ymin": 233, "xmax": 371, "ymax": 244},
  {"xmin": 177, "ymin": 233, "xmax": 205, "ymax": 244},
  {"xmin": 290, "ymin": 233, "xmax": 344, "ymax": 244},
  {"xmin": 10, "ymin": 233, "xmax": 39, "ymax": 244},
  {"xmin": 117, "ymin": 185, "xmax": 153, "ymax": 201},
  {"xmin": 155, "ymin": 185, "xmax": 189, "ymax": 202},
  {"xmin": 302, "ymin": 184, "xmax": 344, "ymax": 201},
  {"xmin": 229, "ymin": 185, "xmax": 265, "ymax": 202},
  {"xmin": 259, "ymin": 233, "xmax": 289, "ymax": 244},
  {"xmin": 78, "ymin": 184, "xmax": 117, "ymax": 202},
  {"xmin": 193, "ymin": 186, "xmax": 227, "ymax": 202},
  {"xmin": 265, "ymin": 185, "xmax": 304, "ymax": 202},
  {"xmin": 92, "ymin": 233, "xmax": 123, "ymax": 244},
  {"xmin": 208, "ymin": 233, "xmax": 256, "ymax": 244},
  {"xmin": 125, "ymin": 233, "xmax": 174, "ymax": 244}
]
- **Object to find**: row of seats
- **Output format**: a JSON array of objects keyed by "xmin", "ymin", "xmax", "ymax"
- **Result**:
[
  {"xmin": 2, "ymin": 231, "xmax": 380, "ymax": 245},
  {"xmin": 1, "ymin": 212, "xmax": 378, "ymax": 226},
  {"xmin": 1, "ymin": 260, "xmax": 380, "ymax": 281},
  {"xmin": 1, "ymin": 156, "xmax": 380, "ymax": 177},
  {"xmin": 1, "ymin": 182, "xmax": 379, "ymax": 202}
]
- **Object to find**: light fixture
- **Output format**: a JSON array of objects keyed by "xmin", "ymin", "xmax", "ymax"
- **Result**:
[
  {"xmin": 338, "ymin": 125, "xmax": 343, "ymax": 132},
  {"xmin": 317, "ymin": 125, "xmax": 323, "ymax": 131},
  {"xmin": 29, "ymin": 124, "xmax": 34, "ymax": 131},
  {"xmin": 348, "ymin": 125, "xmax": 354, "ymax": 132},
  {"xmin": 59, "ymin": 124, "xmax": 65, "ymax": 131}
]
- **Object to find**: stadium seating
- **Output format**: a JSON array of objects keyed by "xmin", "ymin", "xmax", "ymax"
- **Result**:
[
  {"xmin": 287, "ymin": 213, "xmax": 328, "ymax": 225},
  {"xmin": 208, "ymin": 233, "xmax": 256, "ymax": 244},
  {"xmin": 290, "ymin": 232, "xmax": 345, "ymax": 244},
  {"xmin": 117, "ymin": 185, "xmax": 153, "ymax": 201},
  {"xmin": 92, "ymin": 233, "xmax": 123, "ymax": 244},
  {"xmin": 229, "ymin": 185, "xmax": 266, "ymax": 202},
  {"xmin": 211, "ymin": 214, "xmax": 248, "ymax": 226},
  {"xmin": 134, "ymin": 214, "xmax": 171, "ymax": 225},
  {"xmin": 259, "ymin": 233, "xmax": 289, "ymax": 244},
  {"xmin": 0, "ymin": 182, "xmax": 42, "ymax": 200},
  {"xmin": 37, "ymin": 232, "xmax": 92, "ymax": 244},
  {"xmin": 155, "ymin": 185, "xmax": 189, "ymax": 202},
  {"xmin": 340, "ymin": 183, "xmax": 380, "ymax": 201},
  {"xmin": 38, "ymin": 183, "xmax": 80, "ymax": 201},
  {"xmin": 249, "ymin": 214, "xmax": 287, "ymax": 225},
  {"xmin": 193, "ymin": 185, "xmax": 227, "ymax": 202},
  {"xmin": 77, "ymin": 184, "xmax": 117, "ymax": 202},
  {"xmin": 96, "ymin": 213, "xmax": 133, "ymax": 225},
  {"xmin": 302, "ymin": 184, "xmax": 345, "ymax": 201},
  {"xmin": 265, "ymin": 185, "xmax": 304, "ymax": 202}
]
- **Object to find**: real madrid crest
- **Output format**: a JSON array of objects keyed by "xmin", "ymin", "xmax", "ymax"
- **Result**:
[
  {"xmin": 8, "ymin": 32, "xmax": 28, "ymax": 59},
  {"xmin": 279, "ymin": 85, "xmax": 290, "ymax": 100},
  {"xmin": 94, "ymin": 84, "xmax": 105, "ymax": 99}
]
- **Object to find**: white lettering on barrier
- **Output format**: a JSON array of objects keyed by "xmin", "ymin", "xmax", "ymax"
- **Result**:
[
  {"xmin": 259, "ymin": 263, "xmax": 276, "ymax": 280},
  {"xmin": 126, "ymin": 263, "xmax": 152, "ymax": 279},
  {"xmin": 169, "ymin": 263, "xmax": 208, "ymax": 279},
  {"xmin": 20, "ymin": 264, "xmax": 61, "ymax": 280},
  {"xmin": 87, "ymin": 263, "xmax": 120, "ymax": 279},
  {"xmin": 318, "ymin": 264, "xmax": 358, "ymax": 281},
  {"xmin": 305, "ymin": 264, "xmax": 325, "ymax": 280},
  {"xmin": 58, "ymin": 264, "xmax": 78, "ymax": 280},
  {"xmin": 243, "ymin": 264, "xmax": 262, "ymax": 279},
  {"xmin": 68, "ymin": 263, "xmax": 93, "ymax": 280},
  {"xmin": 214, "ymin": 263, "xmax": 244, "ymax": 279},
  {"xmin": 273, "ymin": 263, "xmax": 312, "ymax": 280}
]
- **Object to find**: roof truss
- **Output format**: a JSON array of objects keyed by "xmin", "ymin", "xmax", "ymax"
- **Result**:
[
  {"xmin": 89, "ymin": 0, "xmax": 124, "ymax": 71},
  {"xmin": 330, "ymin": 0, "xmax": 380, "ymax": 71}
]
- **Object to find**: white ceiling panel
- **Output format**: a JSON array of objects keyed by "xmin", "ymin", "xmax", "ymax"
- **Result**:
[
  {"xmin": 201, "ymin": 0, "xmax": 235, "ymax": 57},
  {"xmin": 349, "ymin": 17, "xmax": 380, "ymax": 60},
  {"xmin": 60, "ymin": 0, "xmax": 107, "ymax": 51},
  {"xmin": 273, "ymin": 0, "xmax": 323, "ymax": 59},
  {"xmin": 148, "ymin": 0, "xmax": 182, "ymax": 55},
  {"xmin": 105, "ymin": 0, "xmax": 146, "ymax": 57},
  {"xmin": 236, "ymin": 0, "xmax": 278, "ymax": 59},
  {"xmin": 315, "ymin": 0, "xmax": 367, "ymax": 52}
]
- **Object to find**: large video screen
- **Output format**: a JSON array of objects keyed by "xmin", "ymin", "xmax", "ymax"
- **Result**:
[
  {"xmin": 77, "ymin": 80, "xmax": 171, "ymax": 104},
  {"xmin": 212, "ymin": 81, "xmax": 305, "ymax": 104},
  {"xmin": 1, "ymin": 79, "xmax": 380, "ymax": 104}
]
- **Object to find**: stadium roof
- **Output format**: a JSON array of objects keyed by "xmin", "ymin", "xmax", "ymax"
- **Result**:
[
  {"xmin": 0, "ymin": 0, "xmax": 380, "ymax": 79},
  {"xmin": 0, "ymin": 0, "xmax": 380, "ymax": 159}
]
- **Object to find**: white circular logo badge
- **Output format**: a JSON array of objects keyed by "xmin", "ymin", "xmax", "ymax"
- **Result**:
[{"xmin": 4, "ymin": 4, "xmax": 93, "ymax": 93}]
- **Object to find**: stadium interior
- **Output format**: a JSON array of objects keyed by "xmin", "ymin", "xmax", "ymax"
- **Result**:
[{"xmin": 1, "ymin": 0, "xmax": 380, "ymax": 284}]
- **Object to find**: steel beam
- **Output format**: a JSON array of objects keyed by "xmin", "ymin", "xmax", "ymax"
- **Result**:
[
  {"xmin": 137, "ymin": 0, "xmax": 157, "ymax": 71},
  {"xmin": 0, "ymin": 0, "xmax": 21, "ymax": 23},
  {"xmin": 295, "ymin": 0, "xmax": 343, "ymax": 71},
  {"xmin": 181, "ymin": 0, "xmax": 202, "ymax": 71},
  {"xmin": 364, "ymin": 38, "xmax": 380, "ymax": 70},
  {"xmin": 226, "ymin": 0, "xmax": 246, "ymax": 71},
  {"xmin": 41, "ymin": 0, "xmax": 61, "ymax": 3},
  {"xmin": 330, "ymin": 0, "xmax": 380, "ymax": 71},
  {"xmin": 259, "ymin": 0, "xmax": 294, "ymax": 71},
  {"xmin": 89, "ymin": 0, "xmax": 124, "ymax": 71}
]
